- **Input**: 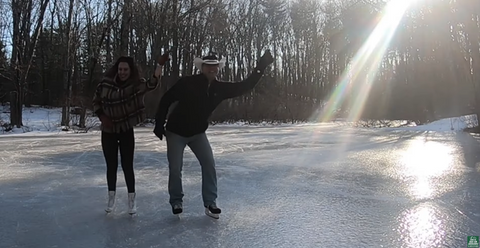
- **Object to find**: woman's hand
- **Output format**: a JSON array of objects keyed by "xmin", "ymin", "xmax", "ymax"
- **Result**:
[
  {"xmin": 99, "ymin": 114, "xmax": 113, "ymax": 128},
  {"xmin": 154, "ymin": 52, "xmax": 170, "ymax": 78}
]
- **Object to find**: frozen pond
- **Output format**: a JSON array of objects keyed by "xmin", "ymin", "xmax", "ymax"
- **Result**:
[{"xmin": 2, "ymin": 124, "xmax": 480, "ymax": 248}]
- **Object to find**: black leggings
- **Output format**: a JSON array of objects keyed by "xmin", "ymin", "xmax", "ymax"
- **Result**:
[{"xmin": 101, "ymin": 128, "xmax": 135, "ymax": 193}]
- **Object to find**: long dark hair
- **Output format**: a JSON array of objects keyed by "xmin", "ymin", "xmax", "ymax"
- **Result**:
[{"xmin": 104, "ymin": 56, "xmax": 141, "ymax": 83}]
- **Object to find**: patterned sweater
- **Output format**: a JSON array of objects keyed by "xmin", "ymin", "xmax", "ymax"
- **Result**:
[{"xmin": 92, "ymin": 75, "xmax": 159, "ymax": 133}]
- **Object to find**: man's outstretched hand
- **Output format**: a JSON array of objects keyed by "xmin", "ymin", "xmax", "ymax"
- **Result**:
[
  {"xmin": 258, "ymin": 50, "xmax": 274, "ymax": 69},
  {"xmin": 153, "ymin": 125, "xmax": 165, "ymax": 140}
]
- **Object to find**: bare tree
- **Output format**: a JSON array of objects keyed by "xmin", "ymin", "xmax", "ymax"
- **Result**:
[
  {"xmin": 9, "ymin": 0, "xmax": 50, "ymax": 127},
  {"xmin": 59, "ymin": 0, "xmax": 76, "ymax": 126},
  {"xmin": 2, "ymin": 0, "xmax": 479, "ymax": 128}
]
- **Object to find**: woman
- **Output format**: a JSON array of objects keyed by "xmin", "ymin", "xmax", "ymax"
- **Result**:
[{"xmin": 93, "ymin": 53, "xmax": 169, "ymax": 215}]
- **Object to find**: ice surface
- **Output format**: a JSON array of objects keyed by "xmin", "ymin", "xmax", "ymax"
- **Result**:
[{"xmin": 2, "ymin": 122, "xmax": 480, "ymax": 248}]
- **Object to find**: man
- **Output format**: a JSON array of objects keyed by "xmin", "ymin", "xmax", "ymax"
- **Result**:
[{"xmin": 154, "ymin": 50, "xmax": 274, "ymax": 219}]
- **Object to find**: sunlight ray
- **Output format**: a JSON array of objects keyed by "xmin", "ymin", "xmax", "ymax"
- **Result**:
[{"xmin": 312, "ymin": 0, "xmax": 415, "ymax": 124}]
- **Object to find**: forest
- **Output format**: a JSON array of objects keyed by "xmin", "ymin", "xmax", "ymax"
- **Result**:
[{"xmin": 0, "ymin": 0, "xmax": 479, "ymax": 130}]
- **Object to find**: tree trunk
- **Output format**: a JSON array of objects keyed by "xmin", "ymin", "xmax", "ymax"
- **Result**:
[
  {"xmin": 106, "ymin": 0, "xmax": 113, "ymax": 64},
  {"xmin": 119, "ymin": 0, "xmax": 131, "ymax": 55},
  {"xmin": 9, "ymin": 91, "xmax": 20, "ymax": 128},
  {"xmin": 61, "ymin": 0, "xmax": 75, "ymax": 127}
]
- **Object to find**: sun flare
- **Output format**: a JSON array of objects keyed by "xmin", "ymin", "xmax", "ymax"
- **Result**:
[
  {"xmin": 400, "ymin": 138, "xmax": 454, "ymax": 200},
  {"xmin": 311, "ymin": 0, "xmax": 418, "ymax": 124}
]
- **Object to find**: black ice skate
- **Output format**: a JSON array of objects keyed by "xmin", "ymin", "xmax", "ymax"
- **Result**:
[
  {"xmin": 204, "ymin": 204, "xmax": 221, "ymax": 219},
  {"xmin": 172, "ymin": 203, "xmax": 183, "ymax": 215}
]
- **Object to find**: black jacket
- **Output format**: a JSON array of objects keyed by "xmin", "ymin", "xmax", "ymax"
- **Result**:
[{"xmin": 155, "ymin": 68, "xmax": 265, "ymax": 137}]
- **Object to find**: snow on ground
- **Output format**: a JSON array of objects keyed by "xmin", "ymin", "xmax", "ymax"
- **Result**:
[
  {"xmin": 0, "ymin": 105, "xmax": 100, "ymax": 135},
  {"xmin": 399, "ymin": 114, "xmax": 478, "ymax": 132},
  {"xmin": 0, "ymin": 105, "xmax": 478, "ymax": 136}
]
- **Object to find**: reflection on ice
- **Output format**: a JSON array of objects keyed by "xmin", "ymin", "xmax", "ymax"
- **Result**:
[
  {"xmin": 410, "ymin": 178, "xmax": 433, "ymax": 200},
  {"xmin": 397, "ymin": 203, "xmax": 445, "ymax": 248},
  {"xmin": 400, "ymin": 138, "xmax": 454, "ymax": 200}
]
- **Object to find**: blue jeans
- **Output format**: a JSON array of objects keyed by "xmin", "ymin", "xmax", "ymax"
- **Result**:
[{"xmin": 165, "ymin": 130, "xmax": 217, "ymax": 206}]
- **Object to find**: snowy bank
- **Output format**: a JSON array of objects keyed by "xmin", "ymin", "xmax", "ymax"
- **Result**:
[
  {"xmin": 0, "ymin": 105, "xmax": 478, "ymax": 135},
  {"xmin": 0, "ymin": 105, "xmax": 99, "ymax": 135},
  {"xmin": 396, "ymin": 115, "xmax": 477, "ymax": 132}
]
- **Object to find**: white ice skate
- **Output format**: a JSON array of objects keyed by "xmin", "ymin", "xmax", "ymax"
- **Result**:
[
  {"xmin": 128, "ymin": 193, "xmax": 136, "ymax": 215},
  {"xmin": 105, "ymin": 191, "xmax": 115, "ymax": 213}
]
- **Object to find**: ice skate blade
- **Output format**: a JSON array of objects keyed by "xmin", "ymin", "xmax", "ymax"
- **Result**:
[{"xmin": 205, "ymin": 208, "xmax": 220, "ymax": 219}]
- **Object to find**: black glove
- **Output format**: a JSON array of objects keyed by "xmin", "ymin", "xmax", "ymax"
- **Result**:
[
  {"xmin": 257, "ymin": 50, "xmax": 274, "ymax": 70},
  {"xmin": 153, "ymin": 124, "xmax": 165, "ymax": 140}
]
